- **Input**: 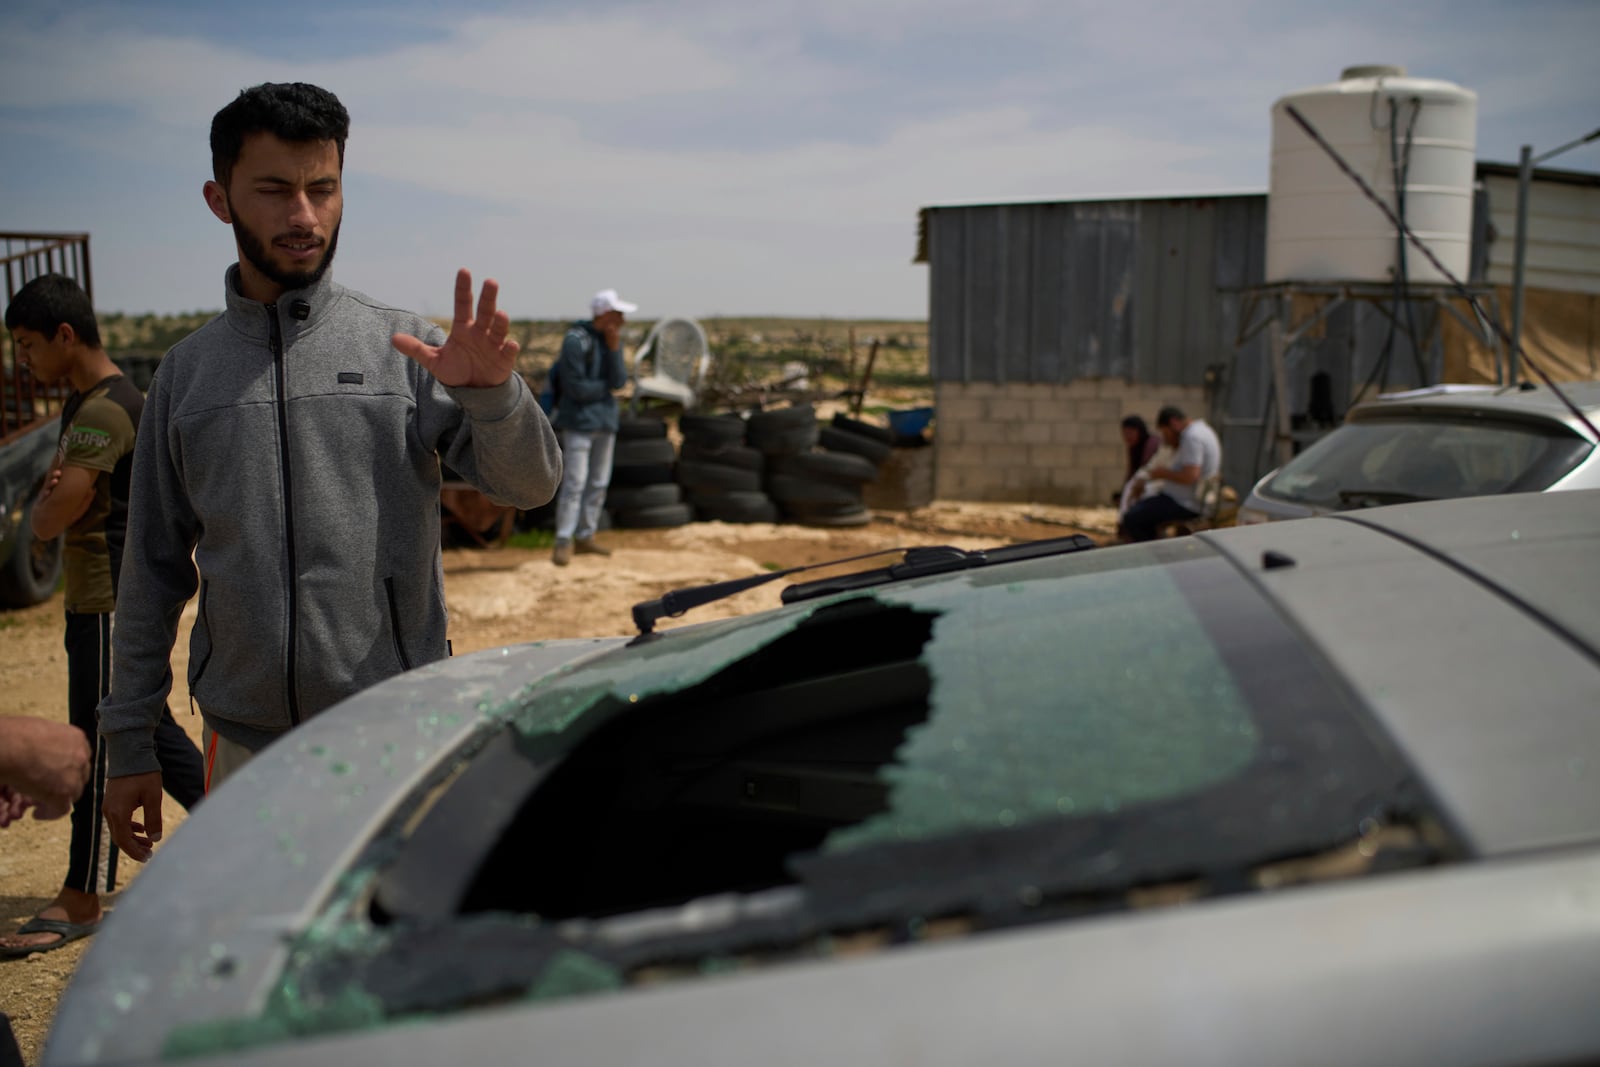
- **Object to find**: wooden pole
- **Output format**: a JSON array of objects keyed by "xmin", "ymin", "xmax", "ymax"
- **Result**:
[{"xmin": 852, "ymin": 339, "xmax": 880, "ymax": 418}]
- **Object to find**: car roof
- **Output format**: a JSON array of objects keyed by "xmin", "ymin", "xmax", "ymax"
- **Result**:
[
  {"xmin": 1200, "ymin": 490, "xmax": 1600, "ymax": 855},
  {"xmin": 1341, "ymin": 488, "xmax": 1600, "ymax": 652},
  {"xmin": 1354, "ymin": 380, "xmax": 1600, "ymax": 431}
]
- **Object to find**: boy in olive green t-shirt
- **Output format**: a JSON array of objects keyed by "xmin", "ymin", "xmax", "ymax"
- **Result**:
[{"xmin": 1, "ymin": 274, "xmax": 204, "ymax": 959}]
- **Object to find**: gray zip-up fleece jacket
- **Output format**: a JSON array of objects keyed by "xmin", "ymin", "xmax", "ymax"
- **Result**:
[{"xmin": 99, "ymin": 266, "xmax": 563, "ymax": 777}]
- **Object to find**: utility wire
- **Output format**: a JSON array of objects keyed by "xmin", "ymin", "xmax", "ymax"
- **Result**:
[
  {"xmin": 1393, "ymin": 97, "xmax": 1429, "ymax": 385},
  {"xmin": 1283, "ymin": 104, "xmax": 1600, "ymax": 443}
]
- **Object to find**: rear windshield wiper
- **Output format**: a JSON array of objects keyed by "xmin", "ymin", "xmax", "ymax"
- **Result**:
[
  {"xmin": 780, "ymin": 535, "xmax": 1098, "ymax": 603},
  {"xmin": 1336, "ymin": 488, "xmax": 1434, "ymax": 508},
  {"xmin": 630, "ymin": 534, "xmax": 1096, "ymax": 637}
]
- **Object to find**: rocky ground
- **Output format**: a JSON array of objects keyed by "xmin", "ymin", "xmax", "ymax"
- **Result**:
[{"xmin": 0, "ymin": 500, "xmax": 1117, "ymax": 1064}]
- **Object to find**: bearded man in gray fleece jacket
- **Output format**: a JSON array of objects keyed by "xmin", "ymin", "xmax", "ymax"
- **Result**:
[{"xmin": 99, "ymin": 82, "xmax": 563, "ymax": 863}]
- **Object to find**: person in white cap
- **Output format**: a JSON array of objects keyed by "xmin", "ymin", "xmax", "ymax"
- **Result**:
[{"xmin": 548, "ymin": 288, "xmax": 636, "ymax": 565}]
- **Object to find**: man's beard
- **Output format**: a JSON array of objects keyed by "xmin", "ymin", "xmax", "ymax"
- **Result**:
[{"xmin": 232, "ymin": 213, "xmax": 340, "ymax": 293}]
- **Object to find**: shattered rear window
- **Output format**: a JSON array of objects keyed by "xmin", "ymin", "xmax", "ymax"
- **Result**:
[
  {"xmin": 828, "ymin": 541, "xmax": 1258, "ymax": 851},
  {"xmin": 168, "ymin": 537, "xmax": 1456, "ymax": 1057}
]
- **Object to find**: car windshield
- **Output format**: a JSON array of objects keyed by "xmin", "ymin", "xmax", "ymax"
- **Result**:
[{"xmin": 1259, "ymin": 414, "xmax": 1592, "ymax": 509}]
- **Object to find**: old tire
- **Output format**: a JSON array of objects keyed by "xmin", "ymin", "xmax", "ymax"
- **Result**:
[
  {"xmin": 787, "ymin": 503, "xmax": 872, "ymax": 528},
  {"xmin": 693, "ymin": 492, "xmax": 780, "ymax": 524},
  {"xmin": 676, "ymin": 459, "xmax": 763, "ymax": 493},
  {"xmin": 747, "ymin": 405, "xmax": 818, "ymax": 456},
  {"xmin": 617, "ymin": 415, "xmax": 670, "ymax": 440},
  {"xmin": 606, "ymin": 483, "xmax": 684, "ymax": 512},
  {"xmin": 610, "ymin": 462, "xmax": 677, "ymax": 487},
  {"xmin": 615, "ymin": 438, "xmax": 677, "ymax": 466},
  {"xmin": 612, "ymin": 502, "xmax": 694, "ymax": 529},
  {"xmin": 818, "ymin": 426, "xmax": 893, "ymax": 465},
  {"xmin": 679, "ymin": 413, "xmax": 747, "ymax": 447},
  {"xmin": 769, "ymin": 450, "xmax": 880, "ymax": 485},
  {"xmin": 764, "ymin": 473, "xmax": 863, "ymax": 507},
  {"xmin": 0, "ymin": 496, "xmax": 64, "ymax": 608},
  {"xmin": 678, "ymin": 441, "xmax": 765, "ymax": 472},
  {"xmin": 830, "ymin": 412, "xmax": 894, "ymax": 444}
]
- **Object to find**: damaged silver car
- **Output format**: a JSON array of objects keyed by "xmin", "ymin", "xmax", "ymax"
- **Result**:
[{"xmin": 47, "ymin": 491, "xmax": 1600, "ymax": 1067}]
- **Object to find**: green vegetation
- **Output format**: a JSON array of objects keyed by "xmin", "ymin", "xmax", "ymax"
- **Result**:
[
  {"xmin": 505, "ymin": 528, "xmax": 556, "ymax": 551},
  {"xmin": 100, "ymin": 311, "xmax": 217, "ymax": 352}
]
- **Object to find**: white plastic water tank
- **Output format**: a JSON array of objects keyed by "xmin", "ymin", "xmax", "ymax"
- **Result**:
[{"xmin": 1265, "ymin": 65, "xmax": 1477, "ymax": 285}]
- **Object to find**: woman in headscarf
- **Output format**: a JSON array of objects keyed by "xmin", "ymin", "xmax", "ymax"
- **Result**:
[
  {"xmin": 1121, "ymin": 415, "xmax": 1160, "ymax": 484},
  {"xmin": 1116, "ymin": 415, "xmax": 1166, "ymax": 537}
]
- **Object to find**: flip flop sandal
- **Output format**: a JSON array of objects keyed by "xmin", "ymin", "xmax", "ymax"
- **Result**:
[{"xmin": 0, "ymin": 916, "xmax": 99, "ymax": 960}]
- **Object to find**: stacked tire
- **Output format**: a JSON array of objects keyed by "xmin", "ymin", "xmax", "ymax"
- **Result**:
[
  {"xmin": 607, "ymin": 415, "xmax": 692, "ymax": 528},
  {"xmin": 821, "ymin": 413, "xmax": 895, "ymax": 466},
  {"xmin": 755, "ymin": 405, "xmax": 881, "ymax": 528},
  {"xmin": 676, "ymin": 413, "xmax": 779, "ymax": 523}
]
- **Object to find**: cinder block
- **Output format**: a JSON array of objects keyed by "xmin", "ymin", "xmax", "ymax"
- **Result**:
[
  {"xmin": 988, "ymin": 399, "xmax": 1031, "ymax": 423},
  {"xmin": 983, "ymin": 444, "xmax": 1032, "ymax": 468},
  {"xmin": 1074, "ymin": 399, "xmax": 1122, "ymax": 424},
  {"xmin": 962, "ymin": 421, "xmax": 1009, "ymax": 446},
  {"xmin": 863, "ymin": 446, "xmax": 935, "ymax": 511},
  {"xmin": 937, "ymin": 395, "xmax": 983, "ymax": 423},
  {"xmin": 1094, "ymin": 466, "xmax": 1128, "ymax": 496},
  {"xmin": 1002, "ymin": 466, "xmax": 1037, "ymax": 491},
  {"xmin": 1029, "ymin": 444, "xmax": 1078, "ymax": 469},
  {"xmin": 1051, "ymin": 421, "xmax": 1090, "ymax": 446},
  {"xmin": 936, "ymin": 465, "xmax": 978, "ymax": 499},
  {"xmin": 1080, "ymin": 443, "xmax": 1124, "ymax": 468},
  {"xmin": 933, "ymin": 452, "xmax": 977, "ymax": 477},
  {"xmin": 1018, "ymin": 421, "xmax": 1054, "ymax": 446},
  {"xmin": 1030, "ymin": 397, "xmax": 1067, "ymax": 424}
]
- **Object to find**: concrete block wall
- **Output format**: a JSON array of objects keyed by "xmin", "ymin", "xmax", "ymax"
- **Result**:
[{"xmin": 933, "ymin": 380, "xmax": 1209, "ymax": 505}]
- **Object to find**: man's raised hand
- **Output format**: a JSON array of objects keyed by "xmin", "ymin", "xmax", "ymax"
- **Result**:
[{"xmin": 392, "ymin": 269, "xmax": 520, "ymax": 388}]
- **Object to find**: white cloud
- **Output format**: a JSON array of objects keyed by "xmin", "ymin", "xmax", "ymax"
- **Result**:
[{"xmin": 1, "ymin": 0, "xmax": 1593, "ymax": 317}]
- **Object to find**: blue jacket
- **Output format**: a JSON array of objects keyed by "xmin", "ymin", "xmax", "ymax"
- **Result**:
[{"xmin": 550, "ymin": 320, "xmax": 627, "ymax": 434}]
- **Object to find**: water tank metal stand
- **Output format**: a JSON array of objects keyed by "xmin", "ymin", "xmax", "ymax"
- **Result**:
[{"xmin": 1219, "ymin": 281, "xmax": 1506, "ymax": 481}]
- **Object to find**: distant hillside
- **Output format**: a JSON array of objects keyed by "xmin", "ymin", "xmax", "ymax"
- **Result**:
[{"xmin": 102, "ymin": 314, "xmax": 932, "ymax": 413}]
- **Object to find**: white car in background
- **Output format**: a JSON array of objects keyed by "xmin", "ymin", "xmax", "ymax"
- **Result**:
[{"xmin": 1238, "ymin": 381, "xmax": 1600, "ymax": 523}]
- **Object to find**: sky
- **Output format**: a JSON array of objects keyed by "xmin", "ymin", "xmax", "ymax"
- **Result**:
[{"xmin": 2, "ymin": 0, "xmax": 1596, "ymax": 321}]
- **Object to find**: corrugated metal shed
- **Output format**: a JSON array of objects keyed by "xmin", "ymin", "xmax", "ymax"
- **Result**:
[
  {"xmin": 918, "ymin": 194, "xmax": 1267, "ymax": 387},
  {"xmin": 1478, "ymin": 163, "xmax": 1600, "ymax": 295},
  {"xmin": 915, "ymin": 166, "xmax": 1595, "ymax": 493}
]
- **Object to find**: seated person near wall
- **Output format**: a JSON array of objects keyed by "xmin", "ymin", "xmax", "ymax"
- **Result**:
[
  {"xmin": 1117, "ymin": 438, "xmax": 1176, "ymax": 536},
  {"xmin": 1121, "ymin": 405, "xmax": 1222, "ymax": 542},
  {"xmin": 1116, "ymin": 415, "xmax": 1161, "ymax": 504}
]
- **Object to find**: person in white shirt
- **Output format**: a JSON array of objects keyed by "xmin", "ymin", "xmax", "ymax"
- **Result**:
[{"xmin": 1121, "ymin": 405, "xmax": 1221, "ymax": 542}]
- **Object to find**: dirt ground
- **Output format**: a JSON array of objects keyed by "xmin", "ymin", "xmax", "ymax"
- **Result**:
[{"xmin": 0, "ymin": 500, "xmax": 1116, "ymax": 1064}]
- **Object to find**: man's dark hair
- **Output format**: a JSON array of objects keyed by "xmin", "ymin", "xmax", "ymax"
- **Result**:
[
  {"xmin": 1156, "ymin": 405, "xmax": 1186, "ymax": 427},
  {"xmin": 210, "ymin": 82, "xmax": 350, "ymax": 187},
  {"xmin": 5, "ymin": 273, "xmax": 101, "ymax": 348},
  {"xmin": 1120, "ymin": 414, "xmax": 1149, "ymax": 433}
]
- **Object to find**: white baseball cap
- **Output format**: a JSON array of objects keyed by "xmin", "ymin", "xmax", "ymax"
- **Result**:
[{"xmin": 590, "ymin": 288, "xmax": 638, "ymax": 316}]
